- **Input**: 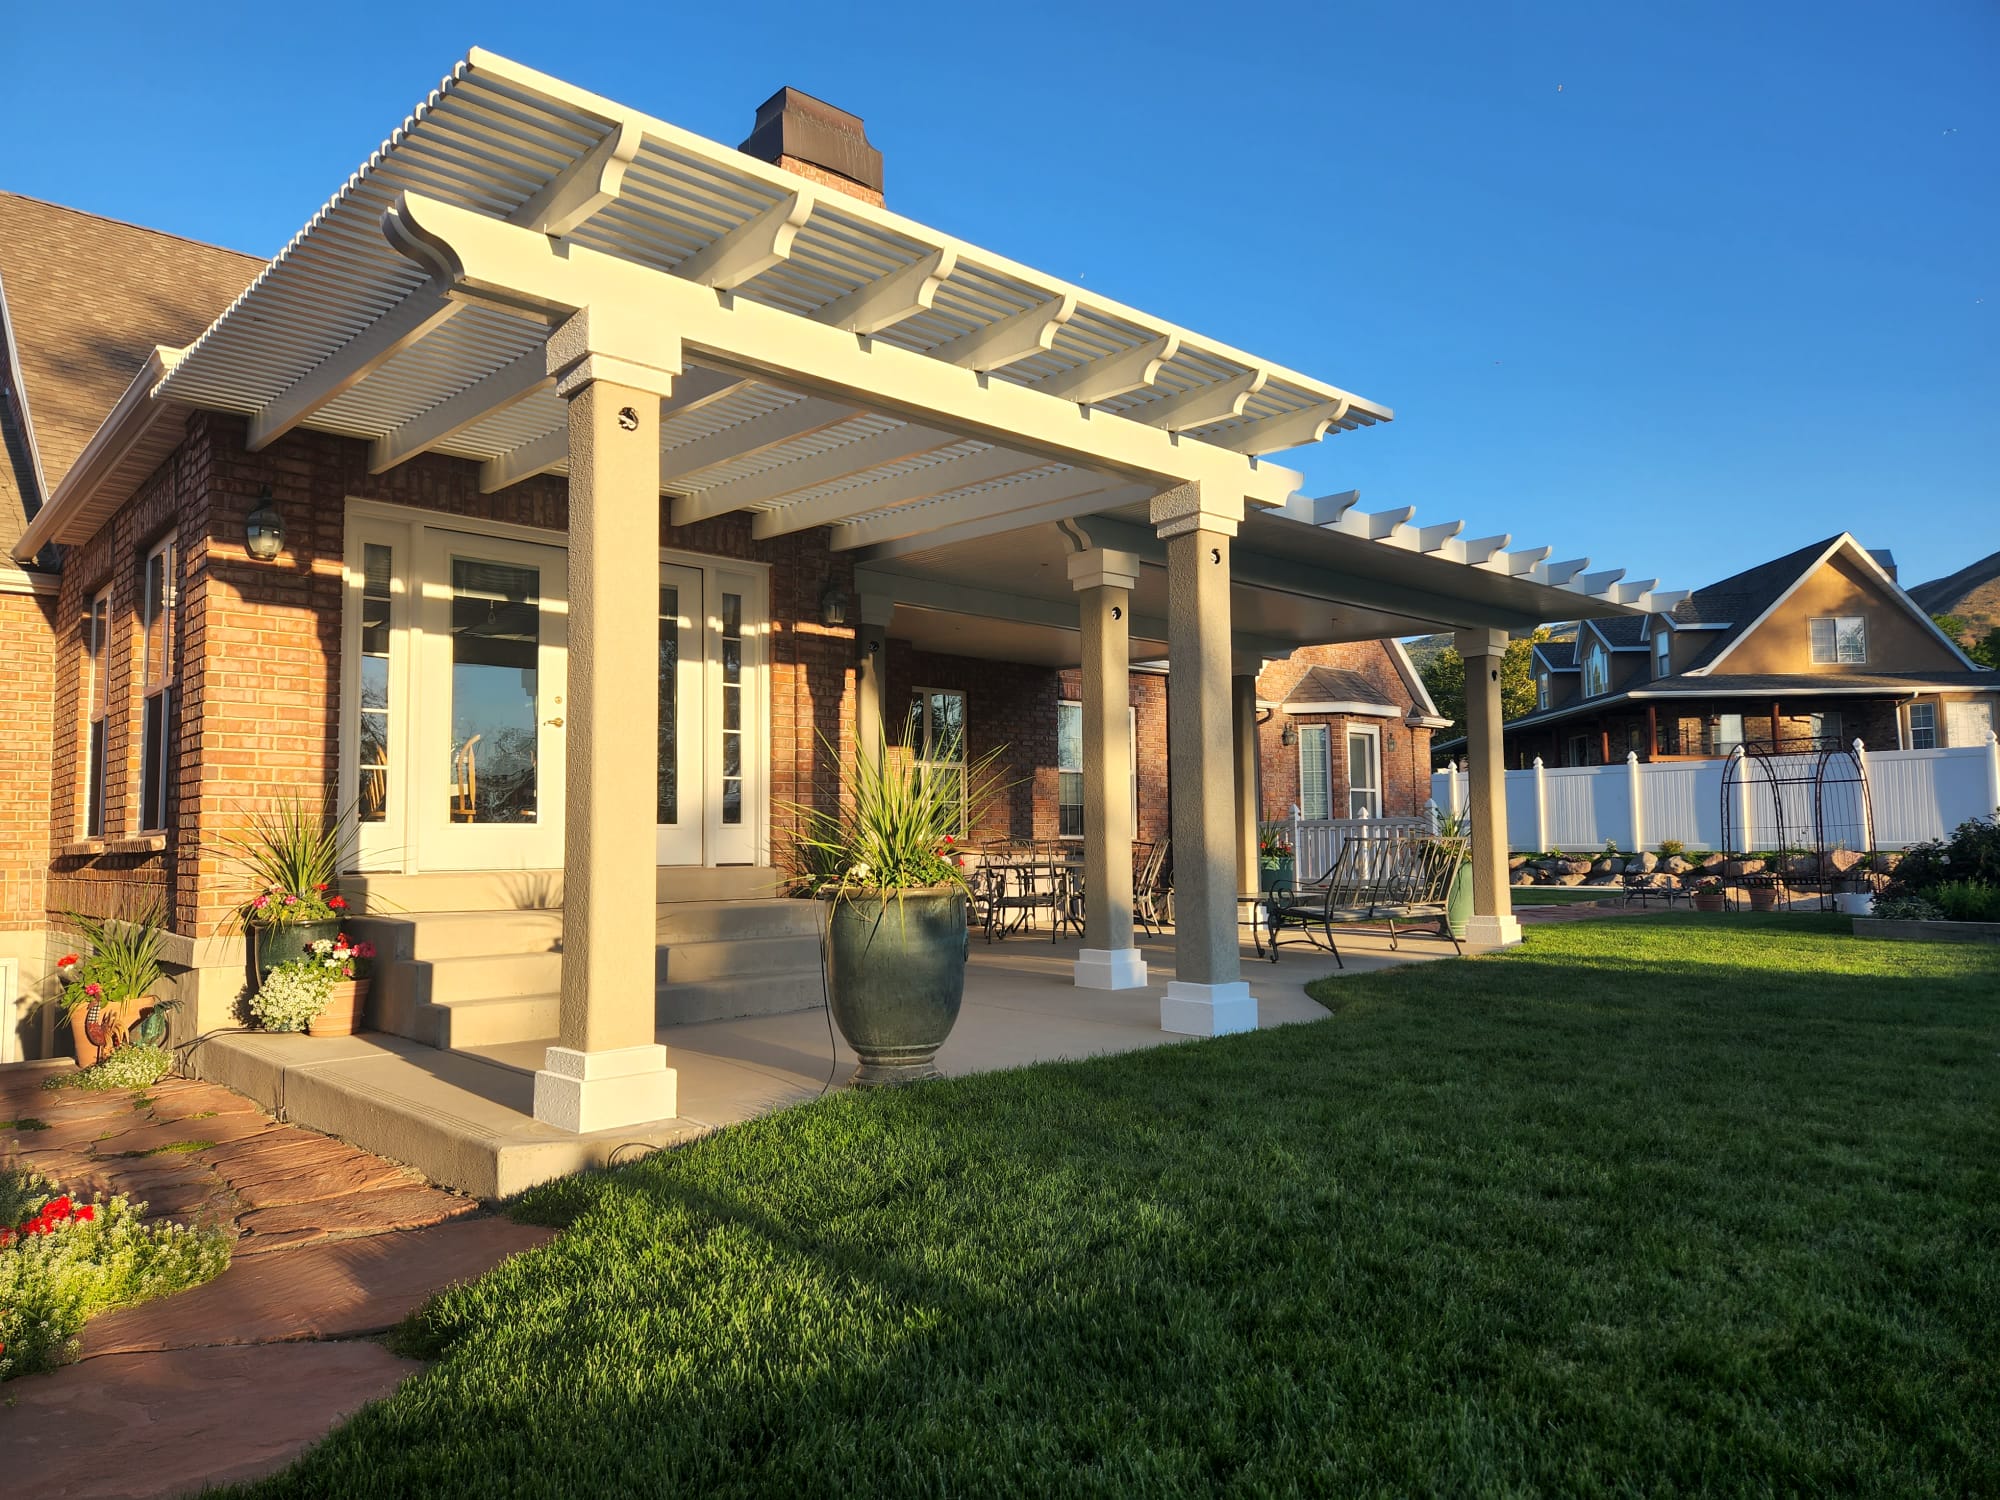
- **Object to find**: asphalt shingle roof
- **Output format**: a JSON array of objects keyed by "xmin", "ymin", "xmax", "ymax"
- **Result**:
[{"xmin": 1282, "ymin": 665, "xmax": 1400, "ymax": 710}]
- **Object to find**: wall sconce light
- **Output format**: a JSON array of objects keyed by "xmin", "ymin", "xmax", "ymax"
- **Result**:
[
  {"xmin": 818, "ymin": 581, "xmax": 850, "ymax": 628},
  {"xmin": 1280, "ymin": 721, "xmax": 1295, "ymax": 748},
  {"xmin": 244, "ymin": 486, "xmax": 285, "ymax": 560}
]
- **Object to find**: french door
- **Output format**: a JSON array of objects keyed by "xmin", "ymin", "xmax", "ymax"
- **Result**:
[{"xmin": 341, "ymin": 506, "xmax": 764, "ymax": 874}]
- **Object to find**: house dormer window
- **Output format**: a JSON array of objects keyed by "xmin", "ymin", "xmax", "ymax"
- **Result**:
[
  {"xmin": 1583, "ymin": 641, "xmax": 1609, "ymax": 697},
  {"xmin": 1653, "ymin": 630, "xmax": 1671, "ymax": 678},
  {"xmin": 1536, "ymin": 670, "xmax": 1549, "ymax": 711},
  {"xmin": 1809, "ymin": 615, "xmax": 1867, "ymax": 664}
]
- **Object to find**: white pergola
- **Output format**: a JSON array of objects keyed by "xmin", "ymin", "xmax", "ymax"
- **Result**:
[{"xmin": 22, "ymin": 50, "xmax": 1683, "ymax": 1134}]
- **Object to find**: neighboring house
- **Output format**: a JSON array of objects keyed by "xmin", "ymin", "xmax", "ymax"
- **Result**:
[
  {"xmin": 0, "ymin": 53, "xmax": 1672, "ymax": 1086},
  {"xmin": 0, "ymin": 193, "xmax": 263, "ymax": 1059},
  {"xmin": 1461, "ymin": 534, "xmax": 1999, "ymax": 769}
]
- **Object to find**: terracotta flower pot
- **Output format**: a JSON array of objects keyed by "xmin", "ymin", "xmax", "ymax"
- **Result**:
[
  {"xmin": 1692, "ymin": 892, "xmax": 1724, "ymax": 913},
  {"xmin": 1748, "ymin": 886, "xmax": 1780, "ymax": 912},
  {"xmin": 307, "ymin": 979, "xmax": 370, "ymax": 1037},
  {"xmin": 69, "ymin": 996, "xmax": 150, "ymax": 1067}
]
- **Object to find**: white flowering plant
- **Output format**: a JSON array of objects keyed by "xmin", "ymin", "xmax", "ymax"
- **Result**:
[
  {"xmin": 249, "ymin": 934, "xmax": 376, "ymax": 1032},
  {"xmin": 0, "ymin": 1166, "xmax": 231, "ymax": 1380}
]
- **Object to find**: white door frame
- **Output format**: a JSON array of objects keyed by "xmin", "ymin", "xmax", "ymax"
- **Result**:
[
  {"xmin": 1345, "ymin": 723, "xmax": 1383, "ymax": 818},
  {"xmin": 338, "ymin": 498, "xmax": 769, "ymax": 873},
  {"xmin": 655, "ymin": 562, "xmax": 704, "ymax": 865}
]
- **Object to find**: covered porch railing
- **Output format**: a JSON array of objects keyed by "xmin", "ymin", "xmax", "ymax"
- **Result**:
[{"xmin": 1261, "ymin": 810, "xmax": 1434, "ymax": 886}]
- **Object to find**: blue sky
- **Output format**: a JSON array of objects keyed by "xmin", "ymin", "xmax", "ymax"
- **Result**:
[{"xmin": 6, "ymin": 1, "xmax": 1993, "ymax": 593}]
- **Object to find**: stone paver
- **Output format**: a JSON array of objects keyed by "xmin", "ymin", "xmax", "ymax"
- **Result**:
[
  {"xmin": 1, "ymin": 1058, "xmax": 555, "ymax": 1499},
  {"xmin": 0, "ymin": 1342, "xmax": 423, "ymax": 1499}
]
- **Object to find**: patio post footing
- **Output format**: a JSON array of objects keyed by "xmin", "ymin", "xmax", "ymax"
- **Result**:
[
  {"xmin": 533, "ymin": 1043, "xmax": 678, "ymax": 1134},
  {"xmin": 1463, "ymin": 915, "xmax": 1522, "ymax": 947},
  {"xmin": 1160, "ymin": 980, "xmax": 1256, "ymax": 1036},
  {"xmin": 1073, "ymin": 946, "xmax": 1148, "ymax": 990}
]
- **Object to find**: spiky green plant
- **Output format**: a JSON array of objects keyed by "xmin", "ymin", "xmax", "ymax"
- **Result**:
[
  {"xmin": 214, "ymin": 791, "xmax": 356, "ymax": 926},
  {"xmin": 54, "ymin": 906, "xmax": 166, "ymax": 1019},
  {"xmin": 784, "ymin": 715, "xmax": 1008, "ymax": 901}
]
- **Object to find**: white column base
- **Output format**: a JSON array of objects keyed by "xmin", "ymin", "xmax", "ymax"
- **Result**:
[
  {"xmin": 1464, "ymin": 914, "xmax": 1523, "ymax": 948},
  {"xmin": 1160, "ymin": 980, "xmax": 1257, "ymax": 1037},
  {"xmin": 1074, "ymin": 947, "xmax": 1149, "ymax": 990},
  {"xmin": 533, "ymin": 1043, "xmax": 678, "ymax": 1134}
]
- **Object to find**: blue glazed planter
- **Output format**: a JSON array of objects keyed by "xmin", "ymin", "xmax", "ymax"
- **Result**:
[
  {"xmin": 824, "ymin": 888, "xmax": 968, "ymax": 1086},
  {"xmin": 251, "ymin": 920, "xmax": 341, "ymax": 981}
]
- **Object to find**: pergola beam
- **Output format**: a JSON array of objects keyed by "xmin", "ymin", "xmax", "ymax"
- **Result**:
[
  {"xmin": 478, "ymin": 426, "xmax": 567, "ymax": 493},
  {"xmin": 669, "ymin": 420, "xmax": 958, "ymax": 525},
  {"xmin": 1134, "ymin": 370, "xmax": 1267, "ymax": 433},
  {"xmin": 812, "ymin": 248, "xmax": 956, "ymax": 335},
  {"xmin": 926, "ymin": 295, "xmax": 1077, "ymax": 372},
  {"xmin": 851, "ymin": 483, "xmax": 1158, "ymax": 562},
  {"xmin": 1031, "ymin": 334, "xmax": 1179, "ymax": 405},
  {"xmin": 246, "ymin": 286, "xmax": 461, "ymax": 452},
  {"xmin": 510, "ymin": 121, "xmax": 644, "ymax": 237},
  {"xmin": 676, "ymin": 191, "xmax": 814, "ymax": 290},
  {"xmin": 1211, "ymin": 397, "xmax": 1352, "ymax": 456},
  {"xmin": 370, "ymin": 347, "xmax": 550, "ymax": 473},
  {"xmin": 658, "ymin": 395, "xmax": 857, "ymax": 493},
  {"xmin": 384, "ymin": 193, "xmax": 1302, "ymax": 508},
  {"xmin": 829, "ymin": 467, "xmax": 1128, "ymax": 551},
  {"xmin": 751, "ymin": 444, "xmax": 1044, "ymax": 539}
]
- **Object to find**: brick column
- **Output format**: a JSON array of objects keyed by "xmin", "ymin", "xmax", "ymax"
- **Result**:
[
  {"xmin": 1155, "ymin": 483, "xmax": 1255, "ymax": 1035},
  {"xmin": 534, "ymin": 311, "xmax": 680, "ymax": 1133},
  {"xmin": 1068, "ymin": 547, "xmax": 1145, "ymax": 990},
  {"xmin": 1455, "ymin": 627, "xmax": 1521, "ymax": 947}
]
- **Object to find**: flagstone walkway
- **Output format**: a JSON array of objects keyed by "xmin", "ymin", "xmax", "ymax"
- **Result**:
[{"xmin": 0, "ymin": 1060, "xmax": 552, "ymax": 1499}]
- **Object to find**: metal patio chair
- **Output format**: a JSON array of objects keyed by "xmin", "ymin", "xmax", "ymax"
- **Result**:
[{"xmin": 1266, "ymin": 833, "xmax": 1467, "ymax": 966}]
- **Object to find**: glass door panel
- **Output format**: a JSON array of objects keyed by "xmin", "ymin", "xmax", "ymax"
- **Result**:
[
  {"xmin": 656, "ymin": 563, "xmax": 703, "ymax": 865},
  {"xmin": 1346, "ymin": 728, "xmax": 1382, "ymax": 818},
  {"xmin": 418, "ymin": 532, "xmax": 566, "ymax": 870},
  {"xmin": 706, "ymin": 568, "xmax": 761, "ymax": 865}
]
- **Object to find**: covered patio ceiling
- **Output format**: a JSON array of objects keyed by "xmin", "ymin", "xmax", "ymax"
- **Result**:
[{"xmin": 19, "ymin": 48, "xmax": 1684, "ymax": 647}]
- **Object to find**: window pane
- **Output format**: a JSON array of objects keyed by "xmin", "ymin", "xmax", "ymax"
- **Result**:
[
  {"xmin": 1838, "ymin": 617, "xmax": 1866, "ymax": 664},
  {"xmin": 358, "ymin": 544, "xmax": 393, "ymax": 823},
  {"xmin": 89, "ymin": 595, "xmax": 110, "ymax": 719},
  {"xmin": 1057, "ymin": 701, "xmax": 1082, "ymax": 773},
  {"xmin": 929, "ymin": 691, "xmax": 965, "ymax": 762},
  {"xmin": 86, "ymin": 720, "xmax": 107, "ymax": 838},
  {"xmin": 141, "ymin": 690, "xmax": 169, "ymax": 830},
  {"xmin": 1809, "ymin": 618, "xmax": 1836, "ymax": 664},
  {"xmin": 143, "ymin": 547, "xmax": 167, "ymax": 687},
  {"xmin": 1910, "ymin": 704, "xmax": 1935, "ymax": 750},
  {"xmin": 1057, "ymin": 771, "xmax": 1084, "ymax": 836},
  {"xmin": 658, "ymin": 586, "xmax": 679, "ymax": 827},
  {"xmin": 449, "ymin": 557, "xmax": 541, "ymax": 824},
  {"xmin": 720, "ymin": 592, "xmax": 742, "ymax": 825},
  {"xmin": 1299, "ymin": 725, "xmax": 1329, "ymax": 820}
]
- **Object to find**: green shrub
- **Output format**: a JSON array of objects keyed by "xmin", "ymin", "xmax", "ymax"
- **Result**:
[
  {"xmin": 1887, "ymin": 811, "xmax": 2000, "ymax": 898},
  {"xmin": 1872, "ymin": 895, "xmax": 1945, "ymax": 921},
  {"xmin": 1930, "ymin": 879, "xmax": 2000, "ymax": 923},
  {"xmin": 0, "ymin": 1166, "xmax": 230, "ymax": 1379},
  {"xmin": 1656, "ymin": 840, "xmax": 1687, "ymax": 860}
]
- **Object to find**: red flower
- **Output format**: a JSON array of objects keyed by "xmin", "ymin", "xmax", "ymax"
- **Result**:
[
  {"xmin": 315, "ymin": 882, "xmax": 329, "ymax": 892},
  {"xmin": 76, "ymin": 1204, "xmax": 95, "ymax": 1222},
  {"xmin": 84, "ymin": 982, "xmax": 102, "ymax": 998},
  {"xmin": 58, "ymin": 953, "xmax": 79, "ymax": 968},
  {"xmin": 327, "ymin": 896, "xmax": 347, "ymax": 910},
  {"xmin": 943, "ymin": 835, "xmax": 954, "ymax": 844}
]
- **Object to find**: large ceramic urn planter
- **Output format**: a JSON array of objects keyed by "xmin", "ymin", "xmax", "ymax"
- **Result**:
[
  {"xmin": 251, "ymin": 920, "xmax": 341, "ymax": 982},
  {"xmin": 824, "ymin": 888, "xmax": 968, "ymax": 1087},
  {"xmin": 307, "ymin": 979, "xmax": 371, "ymax": 1037},
  {"xmin": 1258, "ymin": 857, "xmax": 1293, "ymax": 894},
  {"xmin": 70, "ymin": 996, "xmax": 150, "ymax": 1067},
  {"xmin": 1445, "ymin": 861, "xmax": 1474, "ymax": 939}
]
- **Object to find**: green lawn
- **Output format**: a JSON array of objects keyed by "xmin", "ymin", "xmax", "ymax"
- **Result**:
[
  {"xmin": 236, "ymin": 915, "xmax": 1998, "ymax": 1497},
  {"xmin": 1505, "ymin": 885, "xmax": 1622, "ymax": 905}
]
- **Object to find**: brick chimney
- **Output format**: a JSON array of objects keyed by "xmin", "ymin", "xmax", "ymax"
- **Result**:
[{"xmin": 739, "ymin": 88, "xmax": 884, "ymax": 207}]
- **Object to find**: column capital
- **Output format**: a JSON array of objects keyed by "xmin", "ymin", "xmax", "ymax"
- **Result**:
[
  {"xmin": 858, "ymin": 592, "xmax": 897, "ymax": 628},
  {"xmin": 1150, "ymin": 481, "xmax": 1243, "ymax": 539},
  {"xmin": 547, "ymin": 306, "xmax": 682, "ymax": 401},
  {"xmin": 1067, "ymin": 547, "xmax": 1143, "ymax": 593},
  {"xmin": 1454, "ymin": 627, "xmax": 1511, "ymax": 659},
  {"xmin": 1230, "ymin": 652, "xmax": 1269, "ymax": 678}
]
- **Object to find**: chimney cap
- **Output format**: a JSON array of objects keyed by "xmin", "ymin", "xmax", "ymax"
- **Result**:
[{"xmin": 739, "ymin": 87, "xmax": 884, "ymax": 203}]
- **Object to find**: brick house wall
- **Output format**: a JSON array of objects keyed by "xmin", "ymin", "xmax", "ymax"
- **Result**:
[
  {"xmin": 1252, "ymin": 644, "xmax": 1435, "ymax": 821},
  {"xmin": 0, "ymin": 582, "xmax": 57, "ymax": 1057}
]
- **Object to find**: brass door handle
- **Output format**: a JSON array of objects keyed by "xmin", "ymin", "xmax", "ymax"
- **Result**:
[{"xmin": 545, "ymin": 717, "xmax": 564, "ymax": 728}]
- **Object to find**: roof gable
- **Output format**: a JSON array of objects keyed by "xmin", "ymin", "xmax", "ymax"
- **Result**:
[{"xmin": 0, "ymin": 193, "xmax": 260, "ymax": 508}]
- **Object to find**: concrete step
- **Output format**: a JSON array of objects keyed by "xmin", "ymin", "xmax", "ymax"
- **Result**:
[
  {"xmin": 432, "ymin": 993, "xmax": 562, "ymax": 1050},
  {"xmin": 356, "ymin": 909, "xmax": 565, "ymax": 963},
  {"xmin": 425, "ymin": 951, "xmax": 565, "ymax": 1004},
  {"xmin": 346, "ymin": 866, "xmax": 784, "ymax": 914},
  {"xmin": 658, "ymin": 932, "xmax": 819, "ymax": 985},
  {"xmin": 657, "ymin": 898, "xmax": 821, "ymax": 945},
  {"xmin": 657, "ymin": 971, "xmax": 825, "ymax": 1027}
]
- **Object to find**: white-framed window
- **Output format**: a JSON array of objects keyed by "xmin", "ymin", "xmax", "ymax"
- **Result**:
[
  {"xmin": 1346, "ymin": 725, "xmax": 1383, "ymax": 818},
  {"xmin": 1654, "ymin": 630, "xmax": 1671, "ymax": 678},
  {"xmin": 1808, "ymin": 710, "xmax": 1842, "ymax": 748},
  {"xmin": 1583, "ymin": 641, "xmax": 1609, "ymax": 697},
  {"xmin": 1567, "ymin": 733, "xmax": 1590, "ymax": 767},
  {"xmin": 1298, "ymin": 723, "xmax": 1331, "ymax": 820},
  {"xmin": 1055, "ymin": 700, "xmax": 1137, "ymax": 839},
  {"xmin": 1810, "ymin": 616, "xmax": 1867, "ymax": 664},
  {"xmin": 83, "ymin": 586, "xmax": 112, "ymax": 839},
  {"xmin": 1945, "ymin": 700, "xmax": 1995, "ymax": 749},
  {"xmin": 138, "ymin": 537, "xmax": 177, "ymax": 832},
  {"xmin": 1714, "ymin": 712, "xmax": 1746, "ymax": 753},
  {"xmin": 910, "ymin": 687, "xmax": 967, "ymax": 836},
  {"xmin": 1908, "ymin": 703, "xmax": 1936, "ymax": 750},
  {"xmin": 1535, "ymin": 670, "xmax": 1549, "ymax": 711}
]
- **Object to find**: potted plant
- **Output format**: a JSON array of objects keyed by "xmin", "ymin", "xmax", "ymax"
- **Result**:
[
  {"xmin": 788, "ymin": 725, "xmax": 1006, "ymax": 1087},
  {"xmin": 304, "ymin": 934, "xmax": 377, "ymax": 1036},
  {"xmin": 1435, "ymin": 811, "xmax": 1475, "ymax": 939},
  {"xmin": 1747, "ymin": 877, "xmax": 1781, "ymax": 913},
  {"xmin": 250, "ymin": 948, "xmax": 336, "ymax": 1034},
  {"xmin": 52, "ymin": 908, "xmax": 166, "ymax": 1066},
  {"xmin": 1258, "ymin": 832, "xmax": 1294, "ymax": 893},
  {"xmin": 1692, "ymin": 877, "xmax": 1725, "ymax": 913},
  {"xmin": 220, "ymin": 794, "xmax": 355, "ymax": 980}
]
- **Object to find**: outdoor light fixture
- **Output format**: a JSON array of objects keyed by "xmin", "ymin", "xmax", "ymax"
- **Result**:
[
  {"xmin": 1280, "ymin": 721, "xmax": 1296, "ymax": 748},
  {"xmin": 244, "ymin": 486, "xmax": 285, "ymax": 560},
  {"xmin": 819, "ymin": 581, "xmax": 850, "ymax": 628}
]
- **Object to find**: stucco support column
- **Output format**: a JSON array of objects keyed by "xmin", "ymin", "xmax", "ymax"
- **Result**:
[
  {"xmin": 1068, "ymin": 547, "xmax": 1146, "ymax": 990},
  {"xmin": 1155, "ymin": 483, "xmax": 1255, "ymax": 1035},
  {"xmin": 854, "ymin": 593, "xmax": 894, "ymax": 771},
  {"xmin": 534, "ymin": 310, "xmax": 680, "ymax": 1133},
  {"xmin": 1231, "ymin": 665, "xmax": 1263, "ymax": 895},
  {"xmin": 1455, "ymin": 628, "xmax": 1521, "ymax": 948}
]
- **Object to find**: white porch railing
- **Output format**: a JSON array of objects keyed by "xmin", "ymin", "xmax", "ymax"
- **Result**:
[
  {"xmin": 1262, "ymin": 809, "xmax": 1432, "ymax": 883},
  {"xmin": 1431, "ymin": 733, "xmax": 2000, "ymax": 852}
]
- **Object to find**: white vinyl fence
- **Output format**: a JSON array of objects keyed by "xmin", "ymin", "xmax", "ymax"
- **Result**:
[
  {"xmin": 1262, "ymin": 813, "xmax": 1431, "ymax": 883},
  {"xmin": 1431, "ymin": 735, "xmax": 2000, "ymax": 853}
]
